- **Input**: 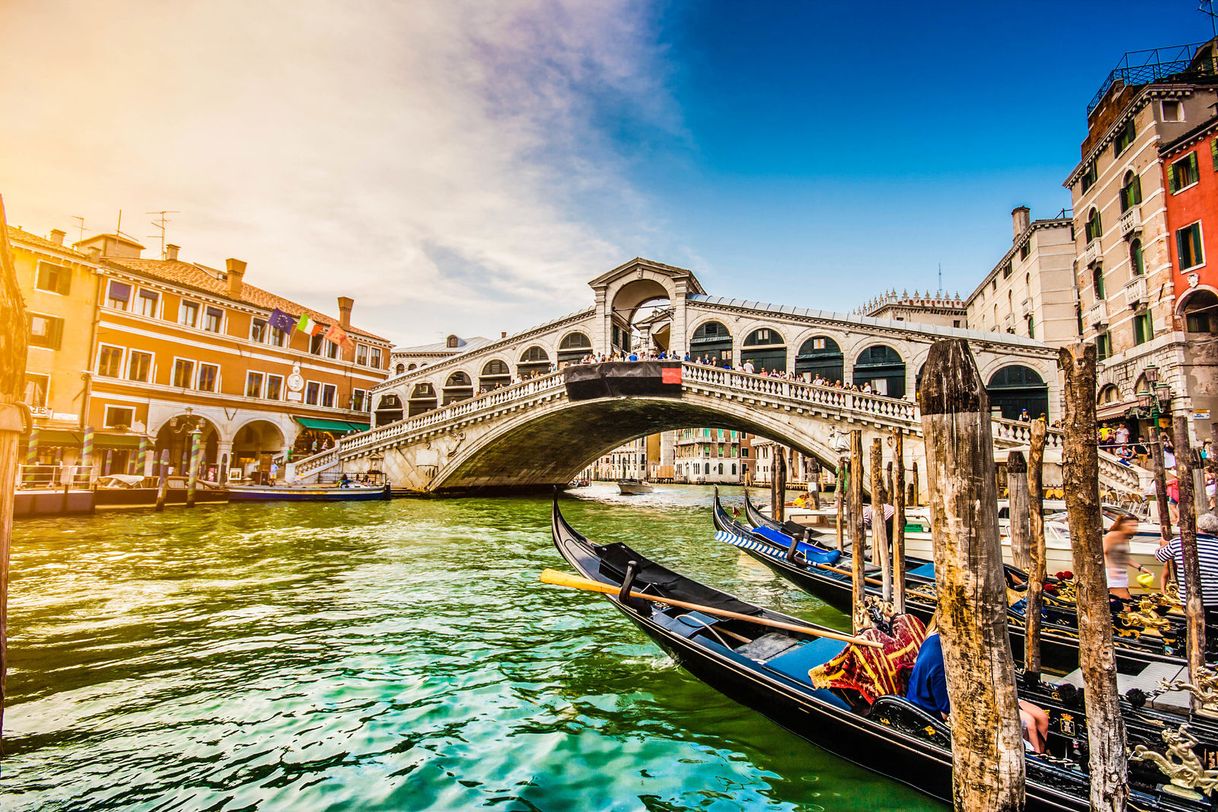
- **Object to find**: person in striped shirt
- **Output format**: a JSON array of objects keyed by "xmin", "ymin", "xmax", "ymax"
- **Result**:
[{"xmin": 1155, "ymin": 512, "xmax": 1218, "ymax": 624}]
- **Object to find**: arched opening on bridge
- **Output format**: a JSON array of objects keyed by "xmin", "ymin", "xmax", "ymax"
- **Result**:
[
  {"xmin": 374, "ymin": 394, "xmax": 404, "ymax": 427},
  {"xmin": 232, "ymin": 420, "xmax": 285, "ymax": 481},
  {"xmin": 408, "ymin": 363, "xmax": 418, "ymax": 371},
  {"xmin": 741, "ymin": 328, "xmax": 787, "ymax": 372},
  {"xmin": 154, "ymin": 414, "xmax": 220, "ymax": 480},
  {"xmin": 611, "ymin": 278, "xmax": 671, "ymax": 354},
  {"xmin": 480, "ymin": 360, "xmax": 511, "ymax": 392},
  {"xmin": 795, "ymin": 336, "xmax": 843, "ymax": 382},
  {"xmin": 690, "ymin": 320, "xmax": 732, "ymax": 364},
  {"xmin": 442, "ymin": 372, "xmax": 474, "ymax": 405},
  {"xmin": 986, "ymin": 365, "xmax": 1048, "ymax": 420},
  {"xmin": 853, "ymin": 345, "xmax": 906, "ymax": 398},
  {"xmin": 557, "ymin": 331, "xmax": 592, "ymax": 366},
  {"xmin": 518, "ymin": 346, "xmax": 551, "ymax": 379},
  {"xmin": 408, "ymin": 383, "xmax": 438, "ymax": 417},
  {"xmin": 394, "ymin": 363, "xmax": 405, "ymax": 374}
]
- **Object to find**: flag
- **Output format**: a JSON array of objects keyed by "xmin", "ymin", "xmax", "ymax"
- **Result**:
[
  {"xmin": 325, "ymin": 322, "xmax": 353, "ymax": 349},
  {"xmin": 297, "ymin": 313, "xmax": 324, "ymax": 335},
  {"xmin": 268, "ymin": 308, "xmax": 295, "ymax": 333}
]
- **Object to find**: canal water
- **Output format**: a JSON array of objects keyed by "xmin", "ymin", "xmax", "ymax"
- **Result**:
[{"xmin": 5, "ymin": 484, "xmax": 940, "ymax": 811}]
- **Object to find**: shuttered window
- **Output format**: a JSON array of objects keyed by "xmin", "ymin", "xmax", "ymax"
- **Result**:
[
  {"xmin": 1169, "ymin": 152, "xmax": 1200, "ymax": 192},
  {"xmin": 29, "ymin": 313, "xmax": 64, "ymax": 349}
]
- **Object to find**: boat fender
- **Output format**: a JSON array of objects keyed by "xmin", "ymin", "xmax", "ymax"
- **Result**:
[
  {"xmin": 1125, "ymin": 688, "xmax": 1147, "ymax": 709},
  {"xmin": 1056, "ymin": 682, "xmax": 1079, "ymax": 704},
  {"xmin": 619, "ymin": 560, "xmax": 652, "ymax": 615}
]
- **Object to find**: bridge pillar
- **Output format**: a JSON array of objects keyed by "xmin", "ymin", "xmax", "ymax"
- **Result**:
[{"xmin": 594, "ymin": 288, "xmax": 610, "ymax": 356}]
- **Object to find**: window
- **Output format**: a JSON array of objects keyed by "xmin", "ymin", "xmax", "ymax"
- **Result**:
[
  {"xmin": 1085, "ymin": 208, "xmax": 1102, "ymax": 242},
  {"xmin": 305, "ymin": 381, "xmax": 321, "ymax": 405},
  {"xmin": 1213, "ymin": 138, "xmax": 1218, "ymax": 172},
  {"xmin": 1096, "ymin": 331, "xmax": 1113, "ymax": 361},
  {"xmin": 1026, "ymin": 315, "xmax": 1035, "ymax": 339},
  {"xmin": 356, "ymin": 344, "xmax": 369, "ymax": 366},
  {"xmin": 321, "ymin": 383, "xmax": 337, "ymax": 408},
  {"xmin": 35, "ymin": 261, "xmax": 70, "ymax": 294},
  {"xmin": 172, "ymin": 359, "xmax": 195, "ymax": 388},
  {"xmin": 1120, "ymin": 171, "xmax": 1142, "ymax": 212},
  {"xmin": 1162, "ymin": 100, "xmax": 1183, "ymax": 122},
  {"xmin": 1114, "ymin": 119, "xmax": 1135, "ymax": 156},
  {"xmin": 352, "ymin": 388, "xmax": 368, "ymax": 411},
  {"xmin": 1130, "ymin": 239, "xmax": 1145, "ymax": 276},
  {"xmin": 369, "ymin": 348, "xmax": 383, "ymax": 368},
  {"xmin": 1019, "ymin": 242, "xmax": 1030, "ymax": 260},
  {"xmin": 203, "ymin": 306, "xmax": 224, "ymax": 334},
  {"xmin": 270, "ymin": 326, "xmax": 289, "ymax": 347},
  {"xmin": 197, "ymin": 363, "xmax": 219, "ymax": 392},
  {"xmin": 180, "ymin": 301, "xmax": 200, "ymax": 328},
  {"xmin": 1092, "ymin": 266, "xmax": 1106, "ymax": 299},
  {"xmin": 28, "ymin": 313, "xmax": 64, "ymax": 349},
  {"xmin": 127, "ymin": 350, "xmax": 153, "ymax": 383},
  {"xmin": 325, "ymin": 340, "xmax": 339, "ymax": 360},
  {"xmin": 309, "ymin": 333, "xmax": 325, "ymax": 355},
  {"xmin": 1178, "ymin": 222, "xmax": 1204, "ymax": 270},
  {"xmin": 131, "ymin": 290, "xmax": 158, "ymax": 320},
  {"xmin": 105, "ymin": 280, "xmax": 131, "ymax": 310},
  {"xmin": 1002, "ymin": 262, "xmax": 1012, "ymax": 278},
  {"xmin": 1081, "ymin": 162, "xmax": 1098, "ymax": 193},
  {"xmin": 245, "ymin": 371, "xmax": 264, "ymax": 398},
  {"xmin": 24, "ymin": 373, "xmax": 49, "ymax": 409},
  {"xmin": 103, "ymin": 405, "xmax": 135, "ymax": 429},
  {"xmin": 1170, "ymin": 152, "xmax": 1200, "ymax": 192},
  {"xmin": 1133, "ymin": 312, "xmax": 1154, "ymax": 345},
  {"xmin": 265, "ymin": 374, "xmax": 284, "ymax": 401},
  {"xmin": 97, "ymin": 345, "xmax": 123, "ymax": 377},
  {"xmin": 250, "ymin": 318, "xmax": 268, "ymax": 343}
]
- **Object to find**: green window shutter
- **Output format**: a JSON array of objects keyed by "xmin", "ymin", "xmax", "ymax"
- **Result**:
[
  {"xmin": 1212, "ymin": 138, "xmax": 1218, "ymax": 171},
  {"xmin": 1189, "ymin": 152, "xmax": 1199, "ymax": 178},
  {"xmin": 1169, "ymin": 164, "xmax": 1178, "ymax": 192}
]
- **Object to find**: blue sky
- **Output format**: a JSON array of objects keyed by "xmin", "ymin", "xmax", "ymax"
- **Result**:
[{"xmin": 3, "ymin": 1, "xmax": 1214, "ymax": 345}]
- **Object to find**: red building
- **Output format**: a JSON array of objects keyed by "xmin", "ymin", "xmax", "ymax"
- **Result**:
[{"xmin": 1161, "ymin": 111, "xmax": 1218, "ymax": 428}]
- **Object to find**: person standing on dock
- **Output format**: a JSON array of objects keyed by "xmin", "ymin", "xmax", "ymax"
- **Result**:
[
  {"xmin": 1155, "ymin": 512, "xmax": 1218, "ymax": 625},
  {"xmin": 269, "ymin": 461, "xmax": 279, "ymax": 486}
]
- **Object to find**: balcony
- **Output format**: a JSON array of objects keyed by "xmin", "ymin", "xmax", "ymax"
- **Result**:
[
  {"xmin": 1019, "ymin": 298, "xmax": 1032, "ymax": 318},
  {"xmin": 1089, "ymin": 300, "xmax": 1109, "ymax": 327},
  {"xmin": 1123, "ymin": 276, "xmax": 1148, "ymax": 307},
  {"xmin": 1118, "ymin": 208, "xmax": 1142, "ymax": 238},
  {"xmin": 1082, "ymin": 240, "xmax": 1102, "ymax": 267}
]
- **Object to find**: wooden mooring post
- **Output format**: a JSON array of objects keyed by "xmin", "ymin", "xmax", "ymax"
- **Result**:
[
  {"xmin": 1024, "ymin": 418, "xmax": 1047, "ymax": 682},
  {"xmin": 185, "ymin": 429, "xmax": 201, "ymax": 508},
  {"xmin": 1151, "ymin": 421, "xmax": 1173, "ymax": 542},
  {"xmin": 1059, "ymin": 344, "xmax": 1128, "ymax": 810},
  {"xmin": 870, "ymin": 438, "xmax": 892, "ymax": 601},
  {"xmin": 155, "ymin": 449, "xmax": 170, "ymax": 512},
  {"xmin": 892, "ymin": 430, "xmax": 906, "ymax": 614},
  {"xmin": 848, "ymin": 430, "xmax": 867, "ymax": 632},
  {"xmin": 771, "ymin": 450, "xmax": 786, "ymax": 524},
  {"xmin": 834, "ymin": 456, "xmax": 846, "ymax": 551},
  {"xmin": 1006, "ymin": 451, "xmax": 1031, "ymax": 572},
  {"xmin": 918, "ymin": 339, "xmax": 1024, "ymax": 811},
  {"xmin": 0, "ymin": 195, "xmax": 30, "ymax": 743},
  {"xmin": 1173, "ymin": 417, "xmax": 1206, "ymax": 684}
]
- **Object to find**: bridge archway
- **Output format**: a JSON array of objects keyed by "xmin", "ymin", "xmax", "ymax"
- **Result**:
[
  {"xmin": 232, "ymin": 419, "xmax": 285, "ymax": 479},
  {"xmin": 557, "ymin": 331, "xmax": 592, "ymax": 365},
  {"xmin": 795, "ymin": 335, "xmax": 843, "ymax": 381},
  {"xmin": 480, "ymin": 359, "xmax": 511, "ymax": 392},
  {"xmin": 986, "ymin": 365, "xmax": 1049, "ymax": 420},
  {"xmin": 689, "ymin": 320, "xmax": 732, "ymax": 364},
  {"xmin": 741, "ymin": 328, "xmax": 787, "ymax": 372},
  {"xmin": 518, "ymin": 346, "xmax": 551, "ymax": 378},
  {"xmin": 442, "ymin": 372, "xmax": 474, "ymax": 405},
  {"xmin": 374, "ymin": 394, "xmax": 404, "ymax": 426},
  {"xmin": 408, "ymin": 383, "xmax": 438, "ymax": 417},
  {"xmin": 853, "ymin": 344, "xmax": 906, "ymax": 398}
]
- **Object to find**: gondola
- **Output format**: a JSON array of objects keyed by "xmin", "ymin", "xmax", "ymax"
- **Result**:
[
  {"xmin": 548, "ymin": 498, "xmax": 1216, "ymax": 811},
  {"xmin": 715, "ymin": 490, "xmax": 1209, "ymax": 677}
]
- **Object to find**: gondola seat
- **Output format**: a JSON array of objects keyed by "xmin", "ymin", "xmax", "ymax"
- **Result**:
[{"xmin": 907, "ymin": 561, "xmax": 935, "ymax": 579}]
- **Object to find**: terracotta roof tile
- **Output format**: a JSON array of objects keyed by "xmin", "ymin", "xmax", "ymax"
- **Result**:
[{"xmin": 6, "ymin": 226, "xmax": 89, "ymax": 257}]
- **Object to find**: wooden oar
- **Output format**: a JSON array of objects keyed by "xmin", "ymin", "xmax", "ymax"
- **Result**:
[
  {"xmin": 540, "ymin": 568, "xmax": 883, "ymax": 648},
  {"xmin": 810, "ymin": 559, "xmax": 885, "ymax": 587}
]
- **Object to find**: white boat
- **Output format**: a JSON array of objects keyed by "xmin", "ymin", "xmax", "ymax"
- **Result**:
[{"xmin": 617, "ymin": 479, "xmax": 654, "ymax": 495}]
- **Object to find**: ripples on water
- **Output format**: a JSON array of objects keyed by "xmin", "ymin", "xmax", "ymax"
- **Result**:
[{"xmin": 4, "ymin": 484, "xmax": 940, "ymax": 811}]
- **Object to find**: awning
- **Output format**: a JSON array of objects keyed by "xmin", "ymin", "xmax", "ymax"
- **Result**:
[
  {"xmin": 30, "ymin": 429, "xmax": 84, "ymax": 445},
  {"xmin": 94, "ymin": 433, "xmax": 144, "ymax": 448},
  {"xmin": 1096, "ymin": 398, "xmax": 1139, "ymax": 422},
  {"xmin": 293, "ymin": 416, "xmax": 370, "ymax": 433}
]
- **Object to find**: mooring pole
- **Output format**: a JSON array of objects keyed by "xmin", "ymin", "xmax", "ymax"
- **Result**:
[
  {"xmin": 1173, "ymin": 418, "xmax": 1206, "ymax": 685},
  {"xmin": 892, "ymin": 430, "xmax": 906, "ymax": 614},
  {"xmin": 835, "ymin": 456, "xmax": 846, "ymax": 552},
  {"xmin": 771, "ymin": 450, "xmax": 786, "ymax": 524},
  {"xmin": 1151, "ymin": 421, "xmax": 1173, "ymax": 541},
  {"xmin": 870, "ymin": 438, "xmax": 892, "ymax": 602},
  {"xmin": 1059, "ymin": 343, "xmax": 1128, "ymax": 810},
  {"xmin": 155, "ymin": 449, "xmax": 170, "ymax": 512},
  {"xmin": 848, "ymin": 430, "xmax": 867, "ymax": 632},
  {"xmin": 1006, "ymin": 451, "xmax": 1031, "ymax": 572},
  {"xmin": 185, "ymin": 429, "xmax": 201, "ymax": 508},
  {"xmin": 910, "ymin": 461, "xmax": 920, "ymax": 506},
  {"xmin": 1025, "ymin": 418, "xmax": 1047, "ymax": 682},
  {"xmin": 0, "ymin": 195, "xmax": 30, "ymax": 742},
  {"xmin": 918, "ymin": 339, "xmax": 1025, "ymax": 811}
]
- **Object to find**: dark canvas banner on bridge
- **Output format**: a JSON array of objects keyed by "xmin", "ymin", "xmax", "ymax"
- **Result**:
[{"xmin": 564, "ymin": 362, "xmax": 683, "ymax": 401}]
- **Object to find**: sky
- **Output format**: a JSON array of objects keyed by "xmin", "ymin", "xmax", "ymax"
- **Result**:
[{"xmin": 1, "ymin": 1, "xmax": 1214, "ymax": 346}]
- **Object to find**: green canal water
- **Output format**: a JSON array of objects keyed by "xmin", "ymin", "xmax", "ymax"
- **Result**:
[{"xmin": 4, "ymin": 484, "xmax": 941, "ymax": 811}]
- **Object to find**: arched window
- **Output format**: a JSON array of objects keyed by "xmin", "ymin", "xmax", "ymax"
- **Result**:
[
  {"xmin": 795, "ymin": 336, "xmax": 843, "ymax": 381},
  {"xmin": 1092, "ymin": 266, "xmax": 1106, "ymax": 298},
  {"xmin": 442, "ymin": 371, "xmax": 474, "ymax": 405},
  {"xmin": 394, "ymin": 363, "xmax": 405, "ymax": 375},
  {"xmin": 446, "ymin": 335, "xmax": 460, "ymax": 349},
  {"xmin": 741, "ymin": 328, "xmax": 787, "ymax": 372},
  {"xmin": 517, "ymin": 346, "xmax": 550, "ymax": 378},
  {"xmin": 407, "ymin": 383, "xmax": 438, "ymax": 417},
  {"xmin": 1097, "ymin": 384, "xmax": 1122, "ymax": 405},
  {"xmin": 407, "ymin": 363, "xmax": 417, "ymax": 371},
  {"xmin": 1085, "ymin": 207, "xmax": 1102, "ymax": 243},
  {"xmin": 1181, "ymin": 289, "xmax": 1218, "ymax": 334},
  {"xmin": 852, "ymin": 345, "xmax": 906, "ymax": 398},
  {"xmin": 1120, "ymin": 171, "xmax": 1142, "ymax": 212},
  {"xmin": 556, "ymin": 331, "xmax": 592, "ymax": 364},
  {"xmin": 986, "ymin": 365, "xmax": 1048, "ymax": 420},
  {"xmin": 1130, "ymin": 239, "xmax": 1144, "ymax": 277},
  {"xmin": 479, "ymin": 359, "xmax": 511, "ymax": 392},
  {"xmin": 690, "ymin": 321, "xmax": 732, "ymax": 363},
  {"xmin": 373, "ymin": 394, "xmax": 403, "ymax": 427}
]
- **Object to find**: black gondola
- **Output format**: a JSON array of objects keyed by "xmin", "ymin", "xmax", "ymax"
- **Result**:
[{"xmin": 548, "ymin": 499, "xmax": 1215, "ymax": 811}]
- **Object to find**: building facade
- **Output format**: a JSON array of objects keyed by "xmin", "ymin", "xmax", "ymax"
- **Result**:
[
  {"xmin": 1064, "ymin": 40, "xmax": 1218, "ymax": 438},
  {"xmin": 857, "ymin": 291, "xmax": 967, "ymax": 329},
  {"xmin": 672, "ymin": 427, "xmax": 745, "ymax": 484}
]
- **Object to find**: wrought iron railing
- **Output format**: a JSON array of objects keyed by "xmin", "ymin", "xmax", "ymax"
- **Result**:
[{"xmin": 1087, "ymin": 42, "xmax": 1213, "ymax": 116}]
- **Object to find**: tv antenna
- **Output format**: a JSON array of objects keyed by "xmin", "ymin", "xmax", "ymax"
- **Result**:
[
  {"xmin": 147, "ymin": 209, "xmax": 180, "ymax": 257},
  {"xmin": 1202, "ymin": 1, "xmax": 1218, "ymax": 36},
  {"xmin": 938, "ymin": 262, "xmax": 943, "ymax": 296},
  {"xmin": 70, "ymin": 215, "xmax": 88, "ymax": 243}
]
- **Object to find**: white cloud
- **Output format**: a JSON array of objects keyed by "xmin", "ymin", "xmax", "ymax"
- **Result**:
[{"xmin": 0, "ymin": 0, "xmax": 677, "ymax": 344}]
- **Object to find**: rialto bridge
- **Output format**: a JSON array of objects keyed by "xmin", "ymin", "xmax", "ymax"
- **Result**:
[{"xmin": 287, "ymin": 258, "xmax": 1144, "ymax": 495}]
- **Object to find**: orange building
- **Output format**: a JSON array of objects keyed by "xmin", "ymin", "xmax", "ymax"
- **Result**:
[{"xmin": 14, "ymin": 225, "xmax": 392, "ymax": 482}]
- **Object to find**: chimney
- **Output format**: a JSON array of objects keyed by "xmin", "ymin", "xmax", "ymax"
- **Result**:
[
  {"xmin": 225, "ymin": 258, "xmax": 247, "ymax": 298},
  {"xmin": 337, "ymin": 296, "xmax": 353, "ymax": 329},
  {"xmin": 49, "ymin": 229, "xmax": 65, "ymax": 245},
  {"xmin": 164, "ymin": 244, "xmax": 180, "ymax": 261},
  {"xmin": 500, "ymin": 331, "xmax": 507, "ymax": 339},
  {"xmin": 1012, "ymin": 206, "xmax": 1031, "ymax": 240},
  {"xmin": 86, "ymin": 246, "xmax": 101, "ymax": 262}
]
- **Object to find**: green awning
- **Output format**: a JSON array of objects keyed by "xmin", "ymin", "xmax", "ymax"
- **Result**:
[
  {"xmin": 293, "ymin": 416, "xmax": 370, "ymax": 433},
  {"xmin": 94, "ymin": 433, "xmax": 145, "ymax": 448}
]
